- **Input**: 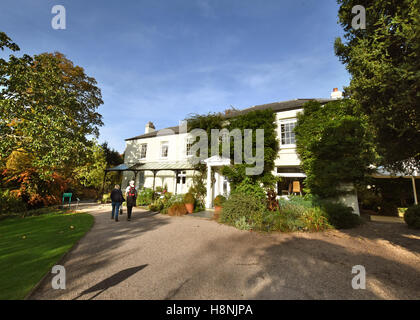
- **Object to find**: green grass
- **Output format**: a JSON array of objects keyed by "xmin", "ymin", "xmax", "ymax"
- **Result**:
[{"xmin": 0, "ymin": 210, "xmax": 94, "ymax": 300}]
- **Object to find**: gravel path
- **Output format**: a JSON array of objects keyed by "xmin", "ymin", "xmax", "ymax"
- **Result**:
[{"xmin": 29, "ymin": 205, "xmax": 420, "ymax": 300}]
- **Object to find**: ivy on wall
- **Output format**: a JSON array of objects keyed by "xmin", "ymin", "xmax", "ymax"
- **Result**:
[
  {"xmin": 186, "ymin": 108, "xmax": 279, "ymax": 189},
  {"xmin": 294, "ymin": 99, "xmax": 376, "ymax": 199}
]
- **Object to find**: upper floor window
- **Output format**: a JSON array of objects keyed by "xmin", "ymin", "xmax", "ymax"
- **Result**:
[
  {"xmin": 280, "ymin": 120, "xmax": 296, "ymax": 146},
  {"xmin": 160, "ymin": 141, "xmax": 169, "ymax": 158},
  {"xmin": 140, "ymin": 143, "xmax": 147, "ymax": 159},
  {"xmin": 186, "ymin": 138, "xmax": 194, "ymax": 157}
]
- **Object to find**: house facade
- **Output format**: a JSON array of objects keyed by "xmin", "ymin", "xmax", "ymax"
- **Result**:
[{"xmin": 119, "ymin": 89, "xmax": 360, "ymax": 212}]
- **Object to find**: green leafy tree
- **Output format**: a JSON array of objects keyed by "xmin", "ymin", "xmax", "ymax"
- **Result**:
[
  {"xmin": 101, "ymin": 142, "xmax": 123, "ymax": 166},
  {"xmin": 0, "ymin": 32, "xmax": 103, "ymax": 177},
  {"xmin": 100, "ymin": 142, "xmax": 123, "ymax": 192},
  {"xmin": 295, "ymin": 100, "xmax": 375, "ymax": 199},
  {"xmin": 334, "ymin": 0, "xmax": 420, "ymax": 173},
  {"xmin": 74, "ymin": 140, "xmax": 107, "ymax": 189}
]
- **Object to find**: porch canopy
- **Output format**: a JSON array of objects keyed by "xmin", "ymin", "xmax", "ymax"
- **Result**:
[
  {"xmin": 371, "ymin": 167, "xmax": 419, "ymax": 205},
  {"xmin": 202, "ymin": 155, "xmax": 231, "ymax": 209},
  {"xmin": 104, "ymin": 161, "xmax": 195, "ymax": 193}
]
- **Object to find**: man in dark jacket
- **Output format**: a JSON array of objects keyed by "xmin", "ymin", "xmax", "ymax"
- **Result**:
[{"xmin": 110, "ymin": 185, "xmax": 124, "ymax": 222}]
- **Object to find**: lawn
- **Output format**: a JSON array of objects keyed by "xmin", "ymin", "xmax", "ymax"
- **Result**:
[{"xmin": 0, "ymin": 210, "xmax": 94, "ymax": 300}]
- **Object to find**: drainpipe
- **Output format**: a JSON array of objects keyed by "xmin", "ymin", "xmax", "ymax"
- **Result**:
[{"xmin": 412, "ymin": 176, "xmax": 418, "ymax": 205}]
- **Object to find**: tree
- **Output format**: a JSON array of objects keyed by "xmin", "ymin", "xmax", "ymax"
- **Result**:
[
  {"xmin": 334, "ymin": 0, "xmax": 420, "ymax": 173},
  {"xmin": 295, "ymin": 100, "xmax": 375, "ymax": 199},
  {"xmin": 0, "ymin": 32, "xmax": 103, "ymax": 177},
  {"xmin": 101, "ymin": 142, "xmax": 123, "ymax": 166},
  {"xmin": 74, "ymin": 141, "xmax": 107, "ymax": 189}
]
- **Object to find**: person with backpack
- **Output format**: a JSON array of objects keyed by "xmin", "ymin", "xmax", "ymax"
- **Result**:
[
  {"xmin": 110, "ymin": 185, "xmax": 124, "ymax": 222},
  {"xmin": 125, "ymin": 180, "xmax": 137, "ymax": 221}
]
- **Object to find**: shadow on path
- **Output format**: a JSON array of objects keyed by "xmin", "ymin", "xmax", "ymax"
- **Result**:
[{"xmin": 73, "ymin": 265, "xmax": 148, "ymax": 300}]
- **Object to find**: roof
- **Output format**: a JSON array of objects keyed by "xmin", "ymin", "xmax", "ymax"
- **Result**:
[
  {"xmin": 130, "ymin": 161, "xmax": 195, "ymax": 171},
  {"xmin": 105, "ymin": 163, "xmax": 132, "ymax": 171},
  {"xmin": 106, "ymin": 161, "xmax": 196, "ymax": 172},
  {"xmin": 224, "ymin": 98, "xmax": 332, "ymax": 118},
  {"xmin": 125, "ymin": 98, "xmax": 333, "ymax": 141}
]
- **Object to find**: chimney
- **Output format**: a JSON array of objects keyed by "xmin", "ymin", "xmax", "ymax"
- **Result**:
[
  {"xmin": 145, "ymin": 121, "xmax": 155, "ymax": 134},
  {"xmin": 330, "ymin": 88, "xmax": 343, "ymax": 100}
]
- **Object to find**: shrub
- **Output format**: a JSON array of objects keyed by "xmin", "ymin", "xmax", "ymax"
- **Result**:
[
  {"xmin": 234, "ymin": 177, "xmax": 266, "ymax": 201},
  {"xmin": 149, "ymin": 198, "xmax": 164, "ymax": 212},
  {"xmin": 300, "ymin": 207, "xmax": 332, "ymax": 232},
  {"xmin": 0, "ymin": 189, "xmax": 27, "ymax": 215},
  {"xmin": 168, "ymin": 203, "xmax": 187, "ymax": 216},
  {"xmin": 101, "ymin": 193, "xmax": 111, "ymax": 204},
  {"xmin": 378, "ymin": 201, "xmax": 399, "ymax": 217},
  {"xmin": 183, "ymin": 192, "xmax": 195, "ymax": 204},
  {"xmin": 193, "ymin": 198, "xmax": 205, "ymax": 213},
  {"xmin": 220, "ymin": 192, "xmax": 266, "ymax": 230},
  {"xmin": 214, "ymin": 195, "xmax": 226, "ymax": 207},
  {"xmin": 137, "ymin": 188, "xmax": 155, "ymax": 206},
  {"xmin": 320, "ymin": 201, "xmax": 361, "ymax": 229},
  {"xmin": 286, "ymin": 195, "xmax": 314, "ymax": 209},
  {"xmin": 404, "ymin": 205, "xmax": 420, "ymax": 229},
  {"xmin": 234, "ymin": 216, "xmax": 252, "ymax": 231}
]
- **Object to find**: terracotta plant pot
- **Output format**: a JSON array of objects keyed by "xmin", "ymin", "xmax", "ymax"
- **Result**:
[
  {"xmin": 214, "ymin": 206, "xmax": 222, "ymax": 220},
  {"xmin": 185, "ymin": 202, "xmax": 194, "ymax": 214}
]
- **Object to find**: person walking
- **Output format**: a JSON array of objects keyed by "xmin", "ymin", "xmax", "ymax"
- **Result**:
[
  {"xmin": 110, "ymin": 185, "xmax": 124, "ymax": 222},
  {"xmin": 125, "ymin": 180, "xmax": 137, "ymax": 221}
]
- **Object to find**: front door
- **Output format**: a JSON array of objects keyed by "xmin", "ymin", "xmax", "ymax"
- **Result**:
[{"xmin": 176, "ymin": 171, "xmax": 186, "ymax": 194}]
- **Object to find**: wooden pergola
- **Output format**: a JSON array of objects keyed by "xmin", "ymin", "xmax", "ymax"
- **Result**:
[{"xmin": 371, "ymin": 168, "xmax": 419, "ymax": 205}]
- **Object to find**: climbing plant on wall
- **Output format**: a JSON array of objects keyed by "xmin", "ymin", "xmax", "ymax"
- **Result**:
[
  {"xmin": 294, "ymin": 99, "xmax": 376, "ymax": 199},
  {"xmin": 186, "ymin": 108, "xmax": 279, "ymax": 190}
]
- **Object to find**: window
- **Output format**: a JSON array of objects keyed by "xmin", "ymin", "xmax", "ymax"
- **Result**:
[
  {"xmin": 176, "ymin": 171, "xmax": 186, "ymax": 184},
  {"xmin": 280, "ymin": 120, "xmax": 296, "ymax": 146},
  {"xmin": 140, "ymin": 143, "xmax": 147, "ymax": 159},
  {"xmin": 218, "ymin": 131, "xmax": 229, "ymax": 144},
  {"xmin": 186, "ymin": 138, "xmax": 194, "ymax": 156},
  {"xmin": 160, "ymin": 141, "xmax": 169, "ymax": 158}
]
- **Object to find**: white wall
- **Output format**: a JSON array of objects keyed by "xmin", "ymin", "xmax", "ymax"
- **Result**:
[
  {"xmin": 123, "ymin": 131, "xmax": 195, "ymax": 193},
  {"xmin": 274, "ymin": 109, "xmax": 302, "ymax": 167},
  {"xmin": 122, "ymin": 110, "xmax": 305, "ymax": 191}
]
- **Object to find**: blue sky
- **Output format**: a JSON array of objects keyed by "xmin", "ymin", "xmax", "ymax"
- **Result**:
[{"xmin": 0, "ymin": 0, "xmax": 350, "ymax": 152}]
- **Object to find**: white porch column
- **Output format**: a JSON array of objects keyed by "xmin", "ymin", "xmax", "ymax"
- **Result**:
[
  {"xmin": 206, "ymin": 165, "xmax": 212, "ymax": 209},
  {"xmin": 214, "ymin": 171, "xmax": 219, "ymax": 197},
  {"xmin": 226, "ymin": 178, "xmax": 231, "ymax": 197}
]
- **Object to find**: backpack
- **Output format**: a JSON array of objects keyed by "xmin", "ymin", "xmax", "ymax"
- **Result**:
[{"xmin": 128, "ymin": 186, "xmax": 136, "ymax": 198}]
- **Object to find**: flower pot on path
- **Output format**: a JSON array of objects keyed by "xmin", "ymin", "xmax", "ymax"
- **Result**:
[{"xmin": 185, "ymin": 202, "xmax": 194, "ymax": 214}]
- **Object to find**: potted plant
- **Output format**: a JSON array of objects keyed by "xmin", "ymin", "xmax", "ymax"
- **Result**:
[
  {"xmin": 213, "ymin": 195, "xmax": 226, "ymax": 216},
  {"xmin": 183, "ymin": 192, "xmax": 195, "ymax": 214}
]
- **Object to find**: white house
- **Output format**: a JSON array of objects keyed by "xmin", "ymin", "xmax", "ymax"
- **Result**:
[{"xmin": 114, "ymin": 89, "xmax": 361, "ymax": 212}]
